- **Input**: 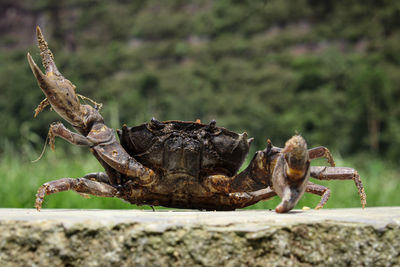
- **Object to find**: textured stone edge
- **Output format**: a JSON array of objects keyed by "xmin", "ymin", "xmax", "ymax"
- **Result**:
[{"xmin": 0, "ymin": 220, "xmax": 399, "ymax": 266}]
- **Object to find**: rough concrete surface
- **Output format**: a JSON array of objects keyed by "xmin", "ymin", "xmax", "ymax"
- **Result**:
[{"xmin": 0, "ymin": 207, "xmax": 399, "ymax": 266}]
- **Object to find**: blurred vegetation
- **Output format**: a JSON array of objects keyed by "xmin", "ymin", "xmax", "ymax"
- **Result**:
[{"xmin": 0, "ymin": 0, "xmax": 399, "ymax": 208}]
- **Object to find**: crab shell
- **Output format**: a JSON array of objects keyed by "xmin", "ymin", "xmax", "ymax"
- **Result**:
[{"xmin": 118, "ymin": 120, "xmax": 252, "ymax": 178}]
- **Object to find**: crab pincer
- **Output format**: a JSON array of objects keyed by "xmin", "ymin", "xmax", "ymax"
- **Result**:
[
  {"xmin": 271, "ymin": 135, "xmax": 310, "ymax": 213},
  {"xmin": 27, "ymin": 27, "xmax": 103, "ymax": 135}
]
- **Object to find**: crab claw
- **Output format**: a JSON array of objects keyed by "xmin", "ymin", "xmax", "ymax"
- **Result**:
[
  {"xmin": 272, "ymin": 135, "xmax": 310, "ymax": 213},
  {"xmin": 28, "ymin": 26, "xmax": 102, "ymax": 134}
]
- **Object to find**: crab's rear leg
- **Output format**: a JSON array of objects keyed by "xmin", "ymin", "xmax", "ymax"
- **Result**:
[
  {"xmin": 35, "ymin": 173, "xmax": 117, "ymax": 211},
  {"xmin": 310, "ymin": 166, "xmax": 366, "ymax": 208},
  {"xmin": 305, "ymin": 182, "xmax": 331, "ymax": 209},
  {"xmin": 308, "ymin": 146, "xmax": 335, "ymax": 167}
]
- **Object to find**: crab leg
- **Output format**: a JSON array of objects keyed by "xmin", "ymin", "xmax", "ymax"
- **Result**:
[
  {"xmin": 44, "ymin": 120, "xmax": 156, "ymax": 186},
  {"xmin": 305, "ymin": 181, "xmax": 331, "ymax": 209},
  {"xmin": 43, "ymin": 117, "xmax": 156, "ymax": 186},
  {"xmin": 45, "ymin": 118, "xmax": 157, "ymax": 187},
  {"xmin": 47, "ymin": 122, "xmax": 93, "ymax": 148},
  {"xmin": 310, "ymin": 166, "xmax": 367, "ymax": 208},
  {"xmin": 226, "ymin": 187, "xmax": 277, "ymax": 209},
  {"xmin": 35, "ymin": 176, "xmax": 118, "ymax": 211},
  {"xmin": 308, "ymin": 146, "xmax": 336, "ymax": 167}
]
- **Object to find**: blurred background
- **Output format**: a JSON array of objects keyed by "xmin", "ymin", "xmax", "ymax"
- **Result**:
[{"xmin": 0, "ymin": 0, "xmax": 399, "ymax": 209}]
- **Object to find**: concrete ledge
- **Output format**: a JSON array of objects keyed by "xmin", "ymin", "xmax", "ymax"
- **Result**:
[{"xmin": 0, "ymin": 207, "xmax": 399, "ymax": 266}]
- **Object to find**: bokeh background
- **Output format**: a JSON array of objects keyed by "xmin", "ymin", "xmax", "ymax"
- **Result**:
[{"xmin": 0, "ymin": 0, "xmax": 399, "ymax": 209}]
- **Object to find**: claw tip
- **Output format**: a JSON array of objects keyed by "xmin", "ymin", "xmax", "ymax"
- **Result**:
[
  {"xmin": 27, "ymin": 51, "xmax": 47, "ymax": 82},
  {"xmin": 27, "ymin": 52, "xmax": 33, "ymax": 63},
  {"xmin": 36, "ymin": 26, "xmax": 42, "ymax": 36}
]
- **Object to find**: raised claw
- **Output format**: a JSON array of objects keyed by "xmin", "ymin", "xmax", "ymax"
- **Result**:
[
  {"xmin": 27, "ymin": 49, "xmax": 81, "ymax": 128},
  {"xmin": 28, "ymin": 26, "xmax": 104, "ymax": 135}
]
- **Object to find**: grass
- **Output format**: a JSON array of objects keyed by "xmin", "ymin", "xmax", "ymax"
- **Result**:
[{"xmin": 0, "ymin": 145, "xmax": 399, "ymax": 210}]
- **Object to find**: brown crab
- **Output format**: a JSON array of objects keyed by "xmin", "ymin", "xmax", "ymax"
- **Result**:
[{"xmin": 28, "ymin": 27, "xmax": 366, "ymax": 213}]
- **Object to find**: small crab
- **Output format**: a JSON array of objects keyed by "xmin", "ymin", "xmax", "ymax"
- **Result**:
[{"xmin": 28, "ymin": 27, "xmax": 366, "ymax": 213}]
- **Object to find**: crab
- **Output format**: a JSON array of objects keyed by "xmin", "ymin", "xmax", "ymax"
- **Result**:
[{"xmin": 28, "ymin": 27, "xmax": 366, "ymax": 213}]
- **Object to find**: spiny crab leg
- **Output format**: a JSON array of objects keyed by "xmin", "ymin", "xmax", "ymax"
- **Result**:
[
  {"xmin": 308, "ymin": 146, "xmax": 336, "ymax": 167},
  {"xmin": 310, "ymin": 166, "xmax": 367, "ymax": 208}
]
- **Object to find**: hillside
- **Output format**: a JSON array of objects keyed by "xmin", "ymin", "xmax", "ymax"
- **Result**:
[{"xmin": 1, "ymin": 0, "xmax": 400, "ymax": 158}]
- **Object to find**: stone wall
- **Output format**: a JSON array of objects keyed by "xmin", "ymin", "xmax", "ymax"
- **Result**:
[{"xmin": 0, "ymin": 208, "xmax": 399, "ymax": 266}]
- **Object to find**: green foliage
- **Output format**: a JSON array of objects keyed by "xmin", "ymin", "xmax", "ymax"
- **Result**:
[{"xmin": 2, "ymin": 0, "xmax": 400, "ymax": 157}]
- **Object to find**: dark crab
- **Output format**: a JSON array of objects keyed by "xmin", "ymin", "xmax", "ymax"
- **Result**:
[{"xmin": 28, "ymin": 27, "xmax": 366, "ymax": 213}]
